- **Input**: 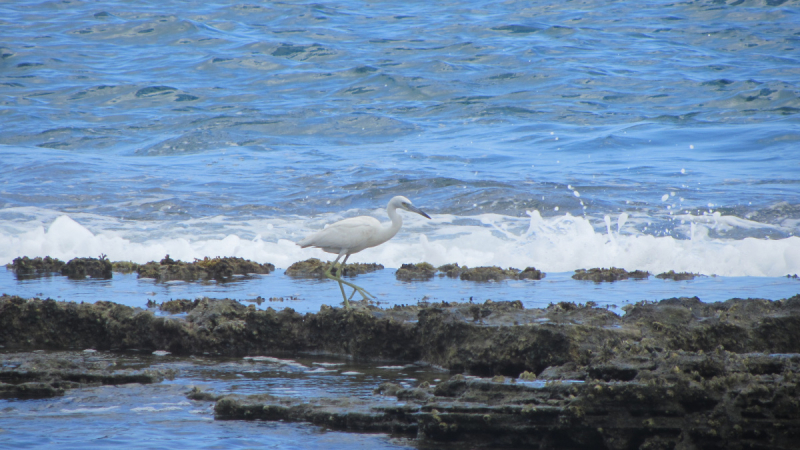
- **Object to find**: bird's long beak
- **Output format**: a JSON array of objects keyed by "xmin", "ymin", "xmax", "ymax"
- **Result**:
[{"xmin": 408, "ymin": 204, "xmax": 431, "ymax": 219}]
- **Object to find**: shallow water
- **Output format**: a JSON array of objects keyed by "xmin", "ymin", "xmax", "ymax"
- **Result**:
[
  {"xmin": 2, "ymin": 267, "xmax": 798, "ymax": 315},
  {"xmin": 1, "ymin": 351, "xmax": 441, "ymax": 449}
]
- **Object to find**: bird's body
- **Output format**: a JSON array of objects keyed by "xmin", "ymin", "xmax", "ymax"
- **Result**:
[{"xmin": 298, "ymin": 196, "xmax": 431, "ymax": 308}]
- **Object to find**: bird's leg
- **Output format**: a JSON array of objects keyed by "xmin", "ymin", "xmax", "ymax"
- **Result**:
[
  {"xmin": 324, "ymin": 254, "xmax": 350, "ymax": 309},
  {"xmin": 334, "ymin": 255, "xmax": 375, "ymax": 302},
  {"xmin": 335, "ymin": 255, "xmax": 359, "ymax": 300},
  {"xmin": 323, "ymin": 255, "xmax": 375, "ymax": 308}
]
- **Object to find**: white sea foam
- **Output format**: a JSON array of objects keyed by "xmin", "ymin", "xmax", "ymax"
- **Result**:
[
  {"xmin": 60, "ymin": 406, "xmax": 119, "ymax": 414},
  {"xmin": 0, "ymin": 208, "xmax": 798, "ymax": 277}
]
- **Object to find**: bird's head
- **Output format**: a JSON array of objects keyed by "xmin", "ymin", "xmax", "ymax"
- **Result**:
[{"xmin": 392, "ymin": 196, "xmax": 431, "ymax": 219}]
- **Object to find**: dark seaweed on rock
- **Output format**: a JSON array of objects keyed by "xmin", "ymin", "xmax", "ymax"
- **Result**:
[
  {"xmin": 437, "ymin": 263, "xmax": 462, "ymax": 278},
  {"xmin": 284, "ymin": 258, "xmax": 383, "ymax": 279},
  {"xmin": 7, "ymin": 255, "xmax": 139, "ymax": 278},
  {"xmin": 62, "ymin": 256, "xmax": 113, "ymax": 280},
  {"xmin": 111, "ymin": 261, "xmax": 140, "ymax": 274},
  {"xmin": 137, "ymin": 255, "xmax": 274, "ymax": 282},
  {"xmin": 460, "ymin": 266, "xmax": 519, "ymax": 281},
  {"xmin": 656, "ymin": 270, "xmax": 700, "ymax": 281},
  {"xmin": 6, "ymin": 256, "xmax": 66, "ymax": 277},
  {"xmin": 572, "ymin": 267, "xmax": 650, "ymax": 282},
  {"xmin": 459, "ymin": 266, "xmax": 545, "ymax": 282},
  {"xmin": 395, "ymin": 262, "xmax": 436, "ymax": 281},
  {"xmin": 518, "ymin": 266, "xmax": 545, "ymax": 280},
  {"xmin": 159, "ymin": 299, "xmax": 199, "ymax": 314}
]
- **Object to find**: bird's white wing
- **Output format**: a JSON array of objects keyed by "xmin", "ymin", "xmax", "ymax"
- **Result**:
[{"xmin": 298, "ymin": 216, "xmax": 383, "ymax": 254}]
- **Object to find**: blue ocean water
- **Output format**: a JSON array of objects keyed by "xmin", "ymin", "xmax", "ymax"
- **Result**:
[{"xmin": 1, "ymin": 0, "xmax": 800, "ymax": 448}]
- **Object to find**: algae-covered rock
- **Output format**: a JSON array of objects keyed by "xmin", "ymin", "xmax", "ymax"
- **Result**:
[
  {"xmin": 437, "ymin": 263, "xmax": 462, "ymax": 278},
  {"xmin": 656, "ymin": 270, "xmax": 700, "ymax": 281},
  {"xmin": 159, "ymin": 299, "xmax": 198, "ymax": 314},
  {"xmin": 214, "ymin": 352, "xmax": 800, "ymax": 449},
  {"xmin": 137, "ymin": 255, "xmax": 274, "ymax": 282},
  {"xmin": 4, "ymin": 293, "xmax": 800, "ymax": 448},
  {"xmin": 459, "ymin": 266, "xmax": 520, "ymax": 282},
  {"xmin": 112, "ymin": 261, "xmax": 140, "ymax": 274},
  {"xmin": 6, "ymin": 256, "xmax": 66, "ymax": 277},
  {"xmin": 395, "ymin": 263, "xmax": 437, "ymax": 281},
  {"xmin": 62, "ymin": 256, "xmax": 113, "ymax": 279},
  {"xmin": 572, "ymin": 267, "xmax": 650, "ymax": 282},
  {"xmin": 518, "ymin": 267, "xmax": 545, "ymax": 280},
  {"xmin": 285, "ymin": 258, "xmax": 383, "ymax": 278},
  {"xmin": 284, "ymin": 258, "xmax": 328, "ymax": 278}
]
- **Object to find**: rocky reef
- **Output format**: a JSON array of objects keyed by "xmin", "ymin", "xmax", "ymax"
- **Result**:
[
  {"xmin": 2, "ymin": 294, "xmax": 799, "ymax": 448},
  {"xmin": 656, "ymin": 270, "xmax": 702, "ymax": 281},
  {"xmin": 7, "ymin": 255, "xmax": 113, "ymax": 280},
  {"xmin": 395, "ymin": 263, "xmax": 546, "ymax": 282},
  {"xmin": 6, "ymin": 256, "xmax": 66, "ymax": 277},
  {"xmin": 136, "ymin": 255, "xmax": 275, "ymax": 282},
  {"xmin": 6, "ymin": 255, "xmax": 275, "ymax": 283},
  {"xmin": 573, "ymin": 267, "xmax": 650, "ymax": 282},
  {"xmin": 395, "ymin": 262, "xmax": 438, "ymax": 281},
  {"xmin": 285, "ymin": 258, "xmax": 384, "ymax": 278}
]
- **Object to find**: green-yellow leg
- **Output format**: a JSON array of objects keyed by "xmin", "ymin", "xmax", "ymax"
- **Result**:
[{"xmin": 324, "ymin": 256, "xmax": 374, "ymax": 308}]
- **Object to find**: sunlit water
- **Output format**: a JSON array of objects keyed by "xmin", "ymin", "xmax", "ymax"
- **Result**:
[{"xmin": 1, "ymin": 0, "xmax": 799, "ymax": 447}]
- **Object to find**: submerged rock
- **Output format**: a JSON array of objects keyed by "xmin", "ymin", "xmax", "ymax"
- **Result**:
[
  {"xmin": 285, "ymin": 258, "xmax": 383, "ymax": 278},
  {"xmin": 0, "ymin": 351, "xmax": 166, "ymax": 399},
  {"xmin": 395, "ymin": 262, "xmax": 436, "ymax": 281},
  {"xmin": 572, "ymin": 267, "xmax": 650, "ymax": 282},
  {"xmin": 62, "ymin": 256, "xmax": 113, "ymax": 279},
  {"xmin": 137, "ymin": 255, "xmax": 274, "ymax": 282}
]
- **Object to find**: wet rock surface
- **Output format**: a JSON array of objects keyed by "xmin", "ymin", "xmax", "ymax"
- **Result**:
[
  {"xmin": 0, "ymin": 351, "xmax": 167, "ymax": 399},
  {"xmin": 137, "ymin": 255, "xmax": 275, "ymax": 282},
  {"xmin": 2, "ymin": 294, "xmax": 800, "ymax": 448},
  {"xmin": 285, "ymin": 258, "xmax": 384, "ymax": 278},
  {"xmin": 573, "ymin": 267, "xmax": 650, "ymax": 282}
]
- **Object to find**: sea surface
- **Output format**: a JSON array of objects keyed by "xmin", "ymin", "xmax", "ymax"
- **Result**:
[{"xmin": 1, "ymin": 0, "xmax": 799, "ymax": 448}]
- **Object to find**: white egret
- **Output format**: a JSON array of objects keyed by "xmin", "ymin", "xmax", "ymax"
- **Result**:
[{"xmin": 297, "ymin": 196, "xmax": 431, "ymax": 308}]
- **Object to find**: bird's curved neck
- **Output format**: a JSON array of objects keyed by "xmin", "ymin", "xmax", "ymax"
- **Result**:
[{"xmin": 376, "ymin": 203, "xmax": 403, "ymax": 244}]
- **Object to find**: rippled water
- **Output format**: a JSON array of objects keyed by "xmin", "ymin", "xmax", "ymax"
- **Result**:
[
  {"xmin": 1, "ymin": 351, "xmax": 439, "ymax": 449},
  {"xmin": 1, "ymin": 1, "xmax": 799, "ymax": 447}
]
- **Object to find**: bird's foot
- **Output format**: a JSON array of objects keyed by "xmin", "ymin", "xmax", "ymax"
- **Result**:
[
  {"xmin": 325, "ymin": 270, "xmax": 374, "ymax": 308},
  {"xmin": 348, "ymin": 285, "xmax": 374, "ymax": 301}
]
